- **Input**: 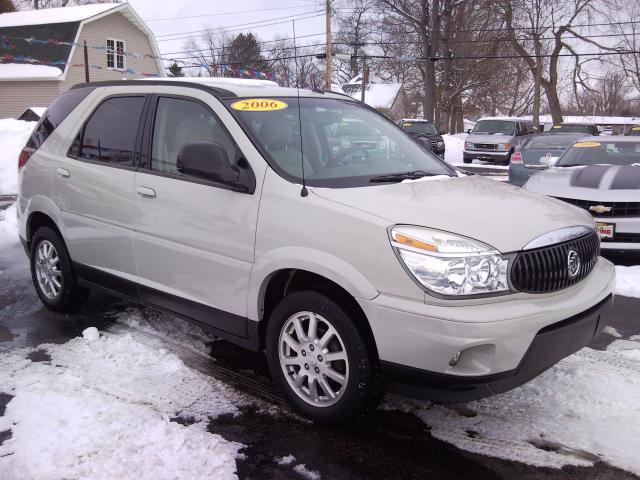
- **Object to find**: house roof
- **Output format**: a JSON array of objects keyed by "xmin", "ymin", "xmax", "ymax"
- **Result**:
[
  {"xmin": 0, "ymin": 3, "xmax": 164, "ymax": 81},
  {"xmin": 0, "ymin": 3, "xmax": 120, "ymax": 27},
  {"xmin": 340, "ymin": 82, "xmax": 402, "ymax": 109}
]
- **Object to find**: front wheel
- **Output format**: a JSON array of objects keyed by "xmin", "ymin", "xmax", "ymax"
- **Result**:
[
  {"xmin": 265, "ymin": 290, "xmax": 381, "ymax": 424},
  {"xmin": 463, "ymin": 157, "xmax": 472, "ymax": 164}
]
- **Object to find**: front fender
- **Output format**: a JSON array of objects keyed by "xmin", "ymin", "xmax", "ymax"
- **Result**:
[{"xmin": 247, "ymin": 246, "xmax": 379, "ymax": 321}]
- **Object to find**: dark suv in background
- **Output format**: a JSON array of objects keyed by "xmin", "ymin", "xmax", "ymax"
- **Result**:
[{"xmin": 399, "ymin": 118, "xmax": 445, "ymax": 158}]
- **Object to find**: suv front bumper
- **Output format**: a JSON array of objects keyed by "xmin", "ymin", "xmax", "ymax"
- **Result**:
[{"xmin": 358, "ymin": 257, "xmax": 615, "ymax": 402}]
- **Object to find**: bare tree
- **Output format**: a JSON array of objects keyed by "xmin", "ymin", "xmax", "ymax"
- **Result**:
[
  {"xmin": 333, "ymin": 0, "xmax": 376, "ymax": 83},
  {"xmin": 611, "ymin": 0, "xmax": 640, "ymax": 95},
  {"xmin": 500, "ymin": 0, "xmax": 611, "ymax": 124},
  {"xmin": 376, "ymin": 0, "xmax": 442, "ymax": 122},
  {"xmin": 181, "ymin": 27, "xmax": 233, "ymax": 77}
]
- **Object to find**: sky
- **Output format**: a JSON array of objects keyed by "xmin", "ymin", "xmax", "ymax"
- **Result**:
[{"xmin": 127, "ymin": 0, "xmax": 330, "ymax": 69}]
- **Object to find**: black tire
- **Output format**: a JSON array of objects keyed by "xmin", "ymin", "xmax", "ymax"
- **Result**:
[
  {"xmin": 30, "ymin": 227, "xmax": 90, "ymax": 312},
  {"xmin": 265, "ymin": 290, "xmax": 382, "ymax": 424},
  {"xmin": 463, "ymin": 157, "xmax": 472, "ymax": 164}
]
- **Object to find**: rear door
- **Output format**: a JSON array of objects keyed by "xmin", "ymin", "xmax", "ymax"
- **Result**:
[
  {"xmin": 133, "ymin": 88, "xmax": 265, "ymax": 336},
  {"xmin": 53, "ymin": 90, "xmax": 147, "ymax": 284}
]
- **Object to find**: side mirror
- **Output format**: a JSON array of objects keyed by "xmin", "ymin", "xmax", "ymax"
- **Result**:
[
  {"xmin": 177, "ymin": 142, "xmax": 239, "ymax": 184},
  {"xmin": 439, "ymin": 130, "xmax": 447, "ymax": 135},
  {"xmin": 466, "ymin": 129, "xmax": 472, "ymax": 134},
  {"xmin": 540, "ymin": 155, "xmax": 559, "ymax": 167}
]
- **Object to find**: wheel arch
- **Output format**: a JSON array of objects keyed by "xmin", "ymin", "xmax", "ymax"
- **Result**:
[{"xmin": 255, "ymin": 266, "xmax": 379, "ymax": 358}]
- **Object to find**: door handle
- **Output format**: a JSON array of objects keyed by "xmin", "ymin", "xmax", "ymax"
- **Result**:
[
  {"xmin": 56, "ymin": 168, "xmax": 70, "ymax": 178},
  {"xmin": 136, "ymin": 186, "xmax": 156, "ymax": 198}
]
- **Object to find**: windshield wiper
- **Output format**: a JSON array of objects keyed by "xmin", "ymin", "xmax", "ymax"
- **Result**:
[{"xmin": 369, "ymin": 170, "xmax": 449, "ymax": 183}]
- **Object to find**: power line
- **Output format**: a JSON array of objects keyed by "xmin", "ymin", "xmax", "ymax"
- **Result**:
[
  {"xmin": 156, "ymin": 14, "xmax": 325, "ymax": 43},
  {"xmin": 382, "ymin": 19, "xmax": 640, "ymax": 35},
  {"xmin": 146, "ymin": 5, "xmax": 326, "ymax": 22},
  {"xmin": 160, "ymin": 32, "xmax": 327, "ymax": 57},
  {"xmin": 156, "ymin": 10, "xmax": 322, "ymax": 38}
]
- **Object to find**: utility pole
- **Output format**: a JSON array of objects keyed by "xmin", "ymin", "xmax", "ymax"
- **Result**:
[
  {"xmin": 83, "ymin": 40, "xmax": 90, "ymax": 83},
  {"xmin": 325, "ymin": 0, "xmax": 332, "ymax": 91},
  {"xmin": 361, "ymin": 59, "xmax": 368, "ymax": 103}
]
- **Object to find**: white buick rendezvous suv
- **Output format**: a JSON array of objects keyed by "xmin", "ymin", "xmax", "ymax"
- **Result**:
[{"xmin": 16, "ymin": 78, "xmax": 615, "ymax": 423}]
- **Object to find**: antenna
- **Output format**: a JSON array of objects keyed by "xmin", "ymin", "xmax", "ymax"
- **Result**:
[{"xmin": 292, "ymin": 19, "xmax": 308, "ymax": 197}]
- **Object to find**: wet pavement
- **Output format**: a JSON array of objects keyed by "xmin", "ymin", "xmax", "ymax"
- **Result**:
[{"xmin": 1, "ymin": 204, "xmax": 639, "ymax": 479}]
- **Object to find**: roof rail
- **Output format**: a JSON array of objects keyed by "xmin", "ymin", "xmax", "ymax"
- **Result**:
[{"xmin": 69, "ymin": 79, "xmax": 237, "ymax": 98}]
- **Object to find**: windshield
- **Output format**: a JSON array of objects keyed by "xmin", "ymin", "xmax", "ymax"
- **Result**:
[
  {"xmin": 225, "ymin": 97, "xmax": 453, "ymax": 187},
  {"xmin": 401, "ymin": 121, "xmax": 438, "ymax": 135},
  {"xmin": 557, "ymin": 140, "xmax": 640, "ymax": 167},
  {"xmin": 524, "ymin": 135, "xmax": 583, "ymax": 150},
  {"xmin": 471, "ymin": 120, "xmax": 515, "ymax": 136},
  {"xmin": 550, "ymin": 124, "xmax": 594, "ymax": 134}
]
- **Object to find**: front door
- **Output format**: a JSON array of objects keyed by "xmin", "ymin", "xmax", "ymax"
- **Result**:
[{"xmin": 133, "ymin": 91, "xmax": 263, "ymax": 337}]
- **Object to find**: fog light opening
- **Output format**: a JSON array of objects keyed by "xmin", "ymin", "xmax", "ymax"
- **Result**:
[{"xmin": 449, "ymin": 351, "xmax": 461, "ymax": 366}]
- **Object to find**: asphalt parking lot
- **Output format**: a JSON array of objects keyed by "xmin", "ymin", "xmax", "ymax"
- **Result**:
[{"xmin": 1, "ymin": 199, "xmax": 639, "ymax": 480}]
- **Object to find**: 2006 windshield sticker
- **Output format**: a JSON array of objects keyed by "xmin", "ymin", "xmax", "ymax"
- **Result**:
[
  {"xmin": 231, "ymin": 99, "xmax": 288, "ymax": 112},
  {"xmin": 573, "ymin": 141, "xmax": 602, "ymax": 148}
]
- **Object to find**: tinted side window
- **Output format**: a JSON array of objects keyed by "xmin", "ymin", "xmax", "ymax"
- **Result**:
[
  {"xmin": 27, "ymin": 87, "xmax": 94, "ymax": 150},
  {"xmin": 151, "ymin": 97, "xmax": 237, "ymax": 176},
  {"xmin": 72, "ymin": 96, "xmax": 145, "ymax": 166}
]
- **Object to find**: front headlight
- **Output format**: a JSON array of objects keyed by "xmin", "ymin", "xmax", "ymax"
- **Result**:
[
  {"xmin": 390, "ymin": 226, "xmax": 511, "ymax": 297},
  {"xmin": 497, "ymin": 143, "xmax": 511, "ymax": 151},
  {"xmin": 437, "ymin": 141, "xmax": 445, "ymax": 149},
  {"xmin": 464, "ymin": 141, "xmax": 472, "ymax": 149}
]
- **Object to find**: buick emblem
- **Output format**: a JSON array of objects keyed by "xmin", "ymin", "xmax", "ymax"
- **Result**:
[{"xmin": 567, "ymin": 250, "xmax": 581, "ymax": 278}]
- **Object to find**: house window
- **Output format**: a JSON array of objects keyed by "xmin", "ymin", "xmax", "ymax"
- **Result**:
[{"xmin": 106, "ymin": 38, "xmax": 125, "ymax": 70}]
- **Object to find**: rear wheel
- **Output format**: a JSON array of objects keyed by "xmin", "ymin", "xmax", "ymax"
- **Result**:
[
  {"xmin": 30, "ymin": 227, "xmax": 89, "ymax": 312},
  {"xmin": 266, "ymin": 290, "xmax": 381, "ymax": 424}
]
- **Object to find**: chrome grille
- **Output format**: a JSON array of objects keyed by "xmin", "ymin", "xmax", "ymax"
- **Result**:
[
  {"xmin": 511, "ymin": 231, "xmax": 600, "ymax": 293},
  {"xmin": 473, "ymin": 143, "xmax": 497, "ymax": 150},
  {"xmin": 554, "ymin": 197, "xmax": 640, "ymax": 218}
]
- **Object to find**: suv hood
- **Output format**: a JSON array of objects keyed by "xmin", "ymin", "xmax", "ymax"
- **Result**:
[
  {"xmin": 467, "ymin": 133, "xmax": 512, "ymax": 144},
  {"xmin": 311, "ymin": 176, "xmax": 593, "ymax": 253},
  {"xmin": 525, "ymin": 164, "xmax": 640, "ymax": 202}
]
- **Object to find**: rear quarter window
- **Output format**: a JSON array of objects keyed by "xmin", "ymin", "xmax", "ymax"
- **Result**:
[{"xmin": 27, "ymin": 87, "xmax": 94, "ymax": 150}]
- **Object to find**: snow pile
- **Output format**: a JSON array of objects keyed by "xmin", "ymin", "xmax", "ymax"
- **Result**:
[
  {"xmin": 0, "ymin": 331, "xmax": 245, "ymax": 480},
  {"xmin": 385, "ymin": 342, "xmax": 640, "ymax": 475},
  {"xmin": 0, "ymin": 203, "xmax": 18, "ymax": 248},
  {"xmin": 112, "ymin": 306, "xmax": 219, "ymax": 355},
  {"xmin": 275, "ymin": 455, "xmax": 321, "ymax": 479},
  {"xmin": 0, "ymin": 118, "xmax": 36, "ymax": 195},
  {"xmin": 615, "ymin": 265, "xmax": 640, "ymax": 299},
  {"xmin": 0, "ymin": 64, "xmax": 62, "ymax": 79},
  {"xmin": 0, "ymin": 3, "xmax": 119, "ymax": 27},
  {"xmin": 442, "ymin": 133, "xmax": 466, "ymax": 164}
]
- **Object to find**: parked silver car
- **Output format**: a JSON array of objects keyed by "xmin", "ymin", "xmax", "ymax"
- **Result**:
[
  {"xmin": 525, "ymin": 137, "xmax": 640, "ymax": 252},
  {"xmin": 464, "ymin": 117, "xmax": 535, "ymax": 165},
  {"xmin": 17, "ymin": 79, "xmax": 614, "ymax": 423}
]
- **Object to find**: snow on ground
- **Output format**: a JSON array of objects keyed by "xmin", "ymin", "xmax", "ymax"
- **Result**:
[
  {"xmin": 0, "ymin": 203, "xmax": 18, "ymax": 248},
  {"xmin": 111, "ymin": 306, "xmax": 219, "ymax": 356},
  {"xmin": 0, "ymin": 118, "xmax": 36, "ymax": 195},
  {"xmin": 615, "ymin": 265, "xmax": 640, "ymax": 298},
  {"xmin": 384, "ymin": 341, "xmax": 640, "ymax": 475},
  {"xmin": 0, "ymin": 330, "xmax": 246, "ymax": 480},
  {"xmin": 443, "ymin": 133, "xmax": 466, "ymax": 164}
]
